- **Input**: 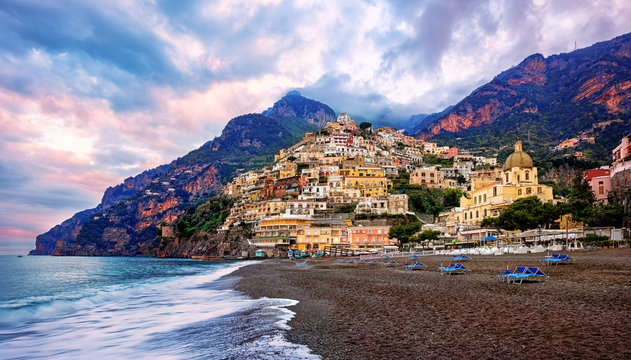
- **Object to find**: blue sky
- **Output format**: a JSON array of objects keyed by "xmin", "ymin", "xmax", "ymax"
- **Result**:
[{"xmin": 1, "ymin": 0, "xmax": 630, "ymax": 254}]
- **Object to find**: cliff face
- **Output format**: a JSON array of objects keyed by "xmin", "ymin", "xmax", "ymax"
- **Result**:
[
  {"xmin": 32, "ymin": 92, "xmax": 333, "ymax": 256},
  {"xmin": 414, "ymin": 33, "xmax": 631, "ymax": 143},
  {"xmin": 32, "ymin": 165, "xmax": 168, "ymax": 255}
]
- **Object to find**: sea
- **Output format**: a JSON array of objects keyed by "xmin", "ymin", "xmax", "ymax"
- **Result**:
[{"xmin": 0, "ymin": 256, "xmax": 319, "ymax": 360}]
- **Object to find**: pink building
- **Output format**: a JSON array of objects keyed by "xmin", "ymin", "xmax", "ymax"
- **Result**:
[
  {"xmin": 442, "ymin": 147, "xmax": 459, "ymax": 159},
  {"xmin": 584, "ymin": 168, "xmax": 611, "ymax": 202}
]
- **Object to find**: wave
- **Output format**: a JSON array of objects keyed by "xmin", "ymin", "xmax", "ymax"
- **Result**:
[{"xmin": 0, "ymin": 259, "xmax": 320, "ymax": 359}]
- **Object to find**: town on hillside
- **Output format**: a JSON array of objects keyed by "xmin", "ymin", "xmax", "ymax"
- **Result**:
[{"xmin": 219, "ymin": 114, "xmax": 631, "ymax": 257}]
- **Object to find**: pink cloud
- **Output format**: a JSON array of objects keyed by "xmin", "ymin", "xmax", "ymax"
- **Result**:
[{"xmin": 0, "ymin": 226, "xmax": 38, "ymax": 239}]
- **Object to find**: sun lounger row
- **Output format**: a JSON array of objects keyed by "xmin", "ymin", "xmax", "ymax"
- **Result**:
[{"xmin": 498, "ymin": 266, "xmax": 548, "ymax": 284}]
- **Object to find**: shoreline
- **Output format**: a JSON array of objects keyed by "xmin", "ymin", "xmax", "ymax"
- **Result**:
[{"xmin": 232, "ymin": 248, "xmax": 631, "ymax": 359}]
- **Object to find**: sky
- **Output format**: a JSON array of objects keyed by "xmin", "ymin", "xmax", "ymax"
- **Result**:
[{"xmin": 1, "ymin": 0, "xmax": 630, "ymax": 254}]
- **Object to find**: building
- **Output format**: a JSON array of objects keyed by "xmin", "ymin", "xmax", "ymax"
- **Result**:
[
  {"xmin": 440, "ymin": 141, "xmax": 554, "ymax": 225},
  {"xmin": 244, "ymin": 200, "xmax": 287, "ymax": 222},
  {"xmin": 584, "ymin": 168, "xmax": 611, "ymax": 202},
  {"xmin": 331, "ymin": 133, "xmax": 353, "ymax": 147},
  {"xmin": 610, "ymin": 132, "xmax": 631, "ymax": 227},
  {"xmin": 278, "ymin": 162, "xmax": 297, "ymax": 179},
  {"xmin": 340, "ymin": 166, "xmax": 392, "ymax": 197},
  {"xmin": 347, "ymin": 226, "xmax": 394, "ymax": 248},
  {"xmin": 296, "ymin": 219, "xmax": 350, "ymax": 251},
  {"xmin": 252, "ymin": 217, "xmax": 312, "ymax": 253},
  {"xmin": 410, "ymin": 167, "xmax": 444, "ymax": 188},
  {"xmin": 387, "ymin": 194, "xmax": 409, "ymax": 214}
]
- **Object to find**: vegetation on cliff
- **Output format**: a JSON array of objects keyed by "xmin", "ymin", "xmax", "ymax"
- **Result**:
[
  {"xmin": 413, "ymin": 33, "xmax": 631, "ymax": 168},
  {"xmin": 32, "ymin": 92, "xmax": 335, "ymax": 256}
]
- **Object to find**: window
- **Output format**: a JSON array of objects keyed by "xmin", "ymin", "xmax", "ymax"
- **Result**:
[
  {"xmin": 465, "ymin": 213, "xmax": 467, "ymax": 220},
  {"xmin": 483, "ymin": 194, "xmax": 487, "ymax": 202},
  {"xmin": 525, "ymin": 172, "xmax": 529, "ymax": 180},
  {"xmin": 430, "ymin": 173, "xmax": 434, "ymax": 177},
  {"xmin": 517, "ymin": 175, "xmax": 520, "ymax": 182},
  {"xmin": 493, "ymin": 187, "xmax": 497, "ymax": 196},
  {"xmin": 526, "ymin": 187, "xmax": 531, "ymax": 194},
  {"xmin": 484, "ymin": 209, "xmax": 487, "ymax": 216},
  {"xmin": 599, "ymin": 185, "xmax": 604, "ymax": 194},
  {"xmin": 476, "ymin": 210, "xmax": 479, "ymax": 218},
  {"xmin": 518, "ymin": 189, "xmax": 522, "ymax": 195},
  {"xmin": 506, "ymin": 174, "xmax": 509, "ymax": 183},
  {"xmin": 537, "ymin": 187, "xmax": 542, "ymax": 194}
]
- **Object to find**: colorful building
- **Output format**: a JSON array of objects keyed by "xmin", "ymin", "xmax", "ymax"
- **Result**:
[
  {"xmin": 584, "ymin": 168, "xmax": 611, "ymax": 202},
  {"xmin": 440, "ymin": 141, "xmax": 554, "ymax": 225}
]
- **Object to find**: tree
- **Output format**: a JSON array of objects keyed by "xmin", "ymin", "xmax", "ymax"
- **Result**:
[
  {"xmin": 495, "ymin": 196, "xmax": 545, "ymax": 231},
  {"xmin": 443, "ymin": 188, "xmax": 464, "ymax": 208},
  {"xmin": 388, "ymin": 222, "xmax": 423, "ymax": 244},
  {"xmin": 359, "ymin": 122, "xmax": 372, "ymax": 130}
]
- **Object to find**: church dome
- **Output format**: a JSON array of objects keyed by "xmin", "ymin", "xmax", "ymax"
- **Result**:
[{"xmin": 504, "ymin": 141, "xmax": 533, "ymax": 169}]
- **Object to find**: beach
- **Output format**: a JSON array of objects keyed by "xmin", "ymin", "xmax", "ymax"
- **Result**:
[{"xmin": 233, "ymin": 248, "xmax": 631, "ymax": 359}]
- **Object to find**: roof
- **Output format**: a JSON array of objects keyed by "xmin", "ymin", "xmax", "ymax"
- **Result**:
[
  {"xmin": 584, "ymin": 168, "xmax": 611, "ymax": 180},
  {"xmin": 504, "ymin": 141, "xmax": 533, "ymax": 169}
]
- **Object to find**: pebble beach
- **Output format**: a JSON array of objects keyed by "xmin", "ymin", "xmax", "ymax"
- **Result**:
[{"xmin": 233, "ymin": 248, "xmax": 631, "ymax": 359}]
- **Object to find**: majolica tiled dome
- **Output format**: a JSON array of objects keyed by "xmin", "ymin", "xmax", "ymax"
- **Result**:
[{"xmin": 504, "ymin": 141, "xmax": 533, "ymax": 169}]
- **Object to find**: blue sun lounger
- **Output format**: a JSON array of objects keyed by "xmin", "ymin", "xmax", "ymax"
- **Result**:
[
  {"xmin": 408, "ymin": 254, "xmax": 419, "ymax": 259},
  {"xmin": 540, "ymin": 253, "xmax": 573, "ymax": 265},
  {"xmin": 382, "ymin": 260, "xmax": 397, "ymax": 267},
  {"xmin": 438, "ymin": 263, "xmax": 467, "ymax": 275},
  {"xmin": 405, "ymin": 261, "xmax": 427, "ymax": 270},
  {"xmin": 500, "ymin": 266, "xmax": 548, "ymax": 284},
  {"xmin": 453, "ymin": 254, "xmax": 470, "ymax": 261}
]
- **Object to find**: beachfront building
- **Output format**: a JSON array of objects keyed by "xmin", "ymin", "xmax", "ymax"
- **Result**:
[
  {"xmin": 347, "ymin": 226, "xmax": 394, "ymax": 248},
  {"xmin": 252, "ymin": 216, "xmax": 312, "ymax": 252},
  {"xmin": 440, "ymin": 141, "xmax": 554, "ymax": 225},
  {"xmin": 295, "ymin": 220, "xmax": 351, "ymax": 251}
]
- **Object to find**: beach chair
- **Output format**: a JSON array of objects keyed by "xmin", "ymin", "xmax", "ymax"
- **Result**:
[
  {"xmin": 453, "ymin": 254, "xmax": 470, "ymax": 261},
  {"xmin": 405, "ymin": 261, "xmax": 427, "ymax": 271},
  {"xmin": 498, "ymin": 266, "xmax": 519, "ymax": 282},
  {"xmin": 408, "ymin": 254, "xmax": 419, "ymax": 260},
  {"xmin": 296, "ymin": 261, "xmax": 308, "ymax": 267},
  {"xmin": 502, "ymin": 266, "xmax": 548, "ymax": 284},
  {"xmin": 438, "ymin": 263, "xmax": 467, "ymax": 275},
  {"xmin": 540, "ymin": 253, "xmax": 573, "ymax": 265},
  {"xmin": 382, "ymin": 260, "xmax": 397, "ymax": 267}
]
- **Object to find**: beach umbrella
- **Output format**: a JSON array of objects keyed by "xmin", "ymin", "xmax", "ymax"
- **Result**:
[{"xmin": 484, "ymin": 236, "xmax": 497, "ymax": 243}]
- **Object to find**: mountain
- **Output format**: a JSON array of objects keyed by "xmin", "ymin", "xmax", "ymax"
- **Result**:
[
  {"xmin": 413, "ymin": 33, "xmax": 631, "ymax": 162},
  {"xmin": 31, "ymin": 92, "xmax": 335, "ymax": 256},
  {"xmin": 408, "ymin": 106, "xmax": 455, "ymax": 135}
]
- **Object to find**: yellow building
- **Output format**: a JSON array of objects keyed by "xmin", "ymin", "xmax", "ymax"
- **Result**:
[
  {"xmin": 253, "ymin": 217, "xmax": 312, "ymax": 250},
  {"xmin": 295, "ymin": 220, "xmax": 352, "ymax": 251},
  {"xmin": 340, "ymin": 166, "xmax": 392, "ymax": 197},
  {"xmin": 442, "ymin": 141, "xmax": 554, "ymax": 225},
  {"xmin": 279, "ymin": 162, "xmax": 297, "ymax": 179},
  {"xmin": 243, "ymin": 200, "xmax": 287, "ymax": 222}
]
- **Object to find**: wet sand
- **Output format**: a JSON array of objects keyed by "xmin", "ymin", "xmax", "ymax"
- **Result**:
[{"xmin": 232, "ymin": 248, "xmax": 631, "ymax": 359}]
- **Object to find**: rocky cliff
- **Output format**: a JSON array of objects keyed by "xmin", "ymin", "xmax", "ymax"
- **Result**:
[
  {"xmin": 31, "ymin": 92, "xmax": 335, "ymax": 256},
  {"xmin": 413, "ymin": 33, "xmax": 631, "ymax": 153}
]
